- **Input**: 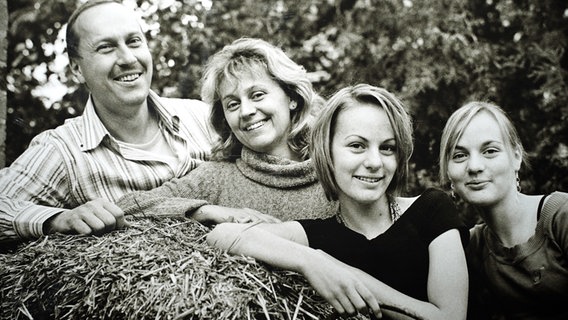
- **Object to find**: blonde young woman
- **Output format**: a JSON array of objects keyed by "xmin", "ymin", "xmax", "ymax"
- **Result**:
[
  {"xmin": 208, "ymin": 84, "xmax": 469, "ymax": 319},
  {"xmin": 439, "ymin": 101, "xmax": 568, "ymax": 320}
]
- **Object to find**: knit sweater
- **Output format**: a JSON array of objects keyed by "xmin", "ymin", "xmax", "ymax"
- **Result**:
[{"xmin": 117, "ymin": 148, "xmax": 336, "ymax": 221}]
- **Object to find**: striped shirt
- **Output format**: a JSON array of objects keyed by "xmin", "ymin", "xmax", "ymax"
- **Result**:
[{"xmin": 0, "ymin": 90, "xmax": 216, "ymax": 242}]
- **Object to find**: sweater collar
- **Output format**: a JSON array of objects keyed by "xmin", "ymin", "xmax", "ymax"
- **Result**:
[{"xmin": 236, "ymin": 147, "xmax": 318, "ymax": 188}]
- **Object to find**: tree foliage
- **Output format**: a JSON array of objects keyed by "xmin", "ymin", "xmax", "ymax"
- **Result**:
[{"xmin": 5, "ymin": 0, "xmax": 568, "ymax": 199}]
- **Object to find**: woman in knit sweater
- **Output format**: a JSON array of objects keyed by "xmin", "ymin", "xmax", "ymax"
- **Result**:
[{"xmin": 117, "ymin": 38, "xmax": 335, "ymax": 223}]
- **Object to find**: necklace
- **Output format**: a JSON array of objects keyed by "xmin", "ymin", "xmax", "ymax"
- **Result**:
[
  {"xmin": 389, "ymin": 195, "xmax": 402, "ymax": 223},
  {"xmin": 336, "ymin": 194, "xmax": 402, "ymax": 226}
]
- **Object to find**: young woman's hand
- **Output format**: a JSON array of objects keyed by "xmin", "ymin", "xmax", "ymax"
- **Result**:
[
  {"xmin": 192, "ymin": 205, "xmax": 281, "ymax": 225},
  {"xmin": 301, "ymin": 250, "xmax": 382, "ymax": 318}
]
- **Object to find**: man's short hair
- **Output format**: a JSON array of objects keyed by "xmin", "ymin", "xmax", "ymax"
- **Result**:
[{"xmin": 65, "ymin": 0, "xmax": 122, "ymax": 61}]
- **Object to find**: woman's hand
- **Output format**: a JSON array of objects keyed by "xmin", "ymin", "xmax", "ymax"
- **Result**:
[
  {"xmin": 192, "ymin": 205, "xmax": 281, "ymax": 225},
  {"xmin": 206, "ymin": 221, "xmax": 383, "ymax": 317},
  {"xmin": 301, "ymin": 250, "xmax": 383, "ymax": 318}
]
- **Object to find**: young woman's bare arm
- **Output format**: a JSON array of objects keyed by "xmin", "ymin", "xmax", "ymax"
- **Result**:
[
  {"xmin": 327, "ymin": 229, "xmax": 468, "ymax": 320},
  {"xmin": 206, "ymin": 222, "xmax": 382, "ymax": 317}
]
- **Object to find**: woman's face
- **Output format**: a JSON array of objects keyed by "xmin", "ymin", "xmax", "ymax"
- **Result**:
[
  {"xmin": 331, "ymin": 102, "xmax": 398, "ymax": 206},
  {"xmin": 447, "ymin": 111, "xmax": 521, "ymax": 207},
  {"xmin": 219, "ymin": 69, "xmax": 296, "ymax": 159}
]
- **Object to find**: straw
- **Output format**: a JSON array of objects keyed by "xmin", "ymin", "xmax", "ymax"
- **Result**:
[{"xmin": 1, "ymin": 216, "xmax": 368, "ymax": 320}]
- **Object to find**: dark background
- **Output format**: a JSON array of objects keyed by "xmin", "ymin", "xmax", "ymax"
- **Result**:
[{"xmin": 4, "ymin": 0, "xmax": 567, "ymax": 217}]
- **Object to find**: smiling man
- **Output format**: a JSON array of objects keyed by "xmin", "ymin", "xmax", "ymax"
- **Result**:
[{"xmin": 0, "ymin": 0, "xmax": 216, "ymax": 244}]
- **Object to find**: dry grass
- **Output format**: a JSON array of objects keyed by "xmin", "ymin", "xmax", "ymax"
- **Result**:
[{"xmin": 1, "ymin": 216, "xmax": 365, "ymax": 319}]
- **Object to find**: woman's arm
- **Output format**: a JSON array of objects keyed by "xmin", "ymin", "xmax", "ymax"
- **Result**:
[
  {"xmin": 192, "ymin": 205, "xmax": 281, "ymax": 225},
  {"xmin": 207, "ymin": 221, "xmax": 310, "ymax": 266},
  {"xmin": 207, "ymin": 222, "xmax": 382, "ymax": 317},
  {"xmin": 116, "ymin": 173, "xmax": 208, "ymax": 217},
  {"xmin": 426, "ymin": 229, "xmax": 468, "ymax": 319},
  {"xmin": 208, "ymin": 223, "xmax": 467, "ymax": 319},
  {"xmin": 333, "ymin": 229, "xmax": 468, "ymax": 320}
]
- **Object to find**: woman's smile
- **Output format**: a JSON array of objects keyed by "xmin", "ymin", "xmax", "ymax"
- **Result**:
[
  {"xmin": 243, "ymin": 119, "xmax": 268, "ymax": 131},
  {"xmin": 354, "ymin": 175, "xmax": 382, "ymax": 184}
]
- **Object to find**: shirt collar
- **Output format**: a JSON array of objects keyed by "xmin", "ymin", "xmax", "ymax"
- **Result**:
[
  {"xmin": 147, "ymin": 90, "xmax": 181, "ymax": 135},
  {"xmin": 79, "ymin": 90, "xmax": 181, "ymax": 152},
  {"xmin": 80, "ymin": 95, "xmax": 112, "ymax": 151}
]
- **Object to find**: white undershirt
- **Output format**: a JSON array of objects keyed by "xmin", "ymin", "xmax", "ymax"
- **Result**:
[{"xmin": 117, "ymin": 128, "xmax": 179, "ymax": 170}]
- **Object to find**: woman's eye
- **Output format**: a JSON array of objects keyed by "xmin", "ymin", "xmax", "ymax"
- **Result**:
[
  {"xmin": 484, "ymin": 148, "xmax": 499, "ymax": 156},
  {"xmin": 451, "ymin": 152, "xmax": 467, "ymax": 161},
  {"xmin": 348, "ymin": 143, "xmax": 365, "ymax": 151},
  {"xmin": 225, "ymin": 101, "xmax": 240, "ymax": 111},
  {"xmin": 251, "ymin": 91, "xmax": 265, "ymax": 100},
  {"xmin": 380, "ymin": 144, "xmax": 396, "ymax": 155}
]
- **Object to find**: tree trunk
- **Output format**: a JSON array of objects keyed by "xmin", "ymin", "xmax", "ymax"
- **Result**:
[{"xmin": 0, "ymin": 0, "xmax": 7, "ymax": 168}]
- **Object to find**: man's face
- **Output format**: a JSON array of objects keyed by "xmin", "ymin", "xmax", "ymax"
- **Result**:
[{"xmin": 70, "ymin": 2, "xmax": 153, "ymax": 114}]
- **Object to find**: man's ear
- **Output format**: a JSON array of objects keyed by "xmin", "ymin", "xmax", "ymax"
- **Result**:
[{"xmin": 69, "ymin": 59, "xmax": 85, "ymax": 84}]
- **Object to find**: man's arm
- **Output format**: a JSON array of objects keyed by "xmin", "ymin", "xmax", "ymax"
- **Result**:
[
  {"xmin": 0, "ymin": 134, "xmax": 73, "ymax": 241},
  {"xmin": 43, "ymin": 198, "xmax": 127, "ymax": 236},
  {"xmin": 0, "ymin": 195, "xmax": 65, "ymax": 242},
  {"xmin": 0, "ymin": 133, "xmax": 126, "ymax": 242}
]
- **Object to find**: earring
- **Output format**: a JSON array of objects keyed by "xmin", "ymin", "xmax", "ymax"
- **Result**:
[
  {"xmin": 450, "ymin": 183, "xmax": 458, "ymax": 200},
  {"xmin": 289, "ymin": 101, "xmax": 297, "ymax": 110},
  {"xmin": 516, "ymin": 172, "xmax": 521, "ymax": 192}
]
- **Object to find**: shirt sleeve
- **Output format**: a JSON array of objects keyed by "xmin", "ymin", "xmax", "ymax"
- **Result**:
[
  {"xmin": 0, "ymin": 133, "xmax": 71, "ymax": 241},
  {"xmin": 548, "ymin": 192, "xmax": 568, "ymax": 261},
  {"xmin": 298, "ymin": 217, "xmax": 341, "ymax": 249},
  {"xmin": 418, "ymin": 189, "xmax": 469, "ymax": 248}
]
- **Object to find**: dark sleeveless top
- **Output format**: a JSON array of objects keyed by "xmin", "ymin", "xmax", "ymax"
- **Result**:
[{"xmin": 298, "ymin": 188, "xmax": 468, "ymax": 300}]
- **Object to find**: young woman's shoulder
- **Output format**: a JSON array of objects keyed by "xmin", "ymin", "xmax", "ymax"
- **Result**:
[
  {"xmin": 396, "ymin": 188, "xmax": 451, "ymax": 213},
  {"xmin": 396, "ymin": 195, "xmax": 420, "ymax": 213},
  {"xmin": 545, "ymin": 191, "xmax": 568, "ymax": 208},
  {"xmin": 542, "ymin": 191, "xmax": 568, "ymax": 234}
]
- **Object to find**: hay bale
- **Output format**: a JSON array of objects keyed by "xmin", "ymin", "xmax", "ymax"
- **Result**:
[{"xmin": 0, "ymin": 216, "xmax": 367, "ymax": 319}]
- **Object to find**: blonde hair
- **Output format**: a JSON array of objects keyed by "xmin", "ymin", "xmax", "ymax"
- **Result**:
[
  {"xmin": 439, "ymin": 101, "xmax": 526, "ymax": 185},
  {"xmin": 200, "ymin": 38, "xmax": 324, "ymax": 161},
  {"xmin": 311, "ymin": 84, "xmax": 414, "ymax": 200}
]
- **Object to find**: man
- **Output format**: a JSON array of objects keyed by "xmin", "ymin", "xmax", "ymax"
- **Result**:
[{"xmin": 0, "ymin": 0, "xmax": 216, "ymax": 244}]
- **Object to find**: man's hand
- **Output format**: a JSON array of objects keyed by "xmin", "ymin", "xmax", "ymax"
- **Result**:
[
  {"xmin": 191, "ymin": 205, "xmax": 281, "ymax": 225},
  {"xmin": 43, "ymin": 198, "xmax": 128, "ymax": 236}
]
